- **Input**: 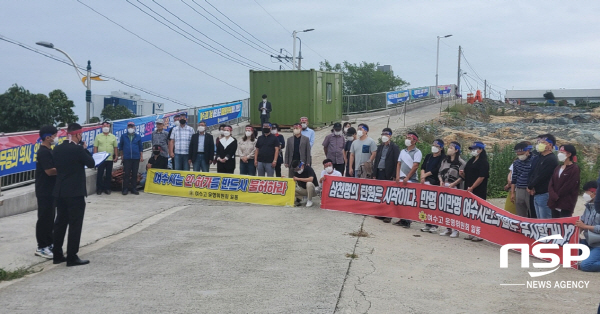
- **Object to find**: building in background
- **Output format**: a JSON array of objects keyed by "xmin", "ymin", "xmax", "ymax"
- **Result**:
[
  {"xmin": 505, "ymin": 89, "xmax": 600, "ymax": 105},
  {"xmin": 91, "ymin": 91, "xmax": 165, "ymax": 117},
  {"xmin": 377, "ymin": 65, "xmax": 393, "ymax": 74}
]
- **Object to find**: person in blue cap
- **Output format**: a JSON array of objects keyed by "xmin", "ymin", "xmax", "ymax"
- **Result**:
[
  {"xmin": 461, "ymin": 141, "xmax": 489, "ymax": 241},
  {"xmin": 510, "ymin": 141, "xmax": 533, "ymax": 217},
  {"xmin": 527, "ymin": 134, "xmax": 559, "ymax": 219}
]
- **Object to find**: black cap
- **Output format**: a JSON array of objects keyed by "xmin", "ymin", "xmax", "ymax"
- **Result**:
[
  {"xmin": 346, "ymin": 127, "xmax": 356, "ymax": 135},
  {"xmin": 333, "ymin": 122, "xmax": 342, "ymax": 130}
]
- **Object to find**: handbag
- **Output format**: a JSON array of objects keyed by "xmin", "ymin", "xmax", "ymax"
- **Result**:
[{"xmin": 585, "ymin": 230, "xmax": 600, "ymax": 248}]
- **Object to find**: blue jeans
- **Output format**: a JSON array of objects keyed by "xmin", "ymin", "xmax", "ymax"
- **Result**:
[
  {"xmin": 580, "ymin": 239, "xmax": 600, "ymax": 272},
  {"xmin": 140, "ymin": 172, "xmax": 147, "ymax": 187},
  {"xmin": 534, "ymin": 193, "xmax": 552, "ymax": 219},
  {"xmin": 239, "ymin": 159, "xmax": 256, "ymax": 176},
  {"xmin": 173, "ymin": 154, "xmax": 190, "ymax": 171},
  {"xmin": 193, "ymin": 154, "xmax": 209, "ymax": 172}
]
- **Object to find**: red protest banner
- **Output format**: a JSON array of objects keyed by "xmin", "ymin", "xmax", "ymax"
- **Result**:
[{"xmin": 320, "ymin": 176, "xmax": 580, "ymax": 268}]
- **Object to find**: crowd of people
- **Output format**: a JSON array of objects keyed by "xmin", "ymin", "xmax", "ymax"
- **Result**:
[{"xmin": 31, "ymin": 99, "xmax": 600, "ymax": 271}]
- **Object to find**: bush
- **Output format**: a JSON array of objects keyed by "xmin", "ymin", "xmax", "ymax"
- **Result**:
[
  {"xmin": 578, "ymin": 155, "xmax": 600, "ymax": 193},
  {"xmin": 486, "ymin": 143, "xmax": 517, "ymax": 198}
]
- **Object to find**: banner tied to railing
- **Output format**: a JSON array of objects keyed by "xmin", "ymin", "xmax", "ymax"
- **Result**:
[
  {"xmin": 320, "ymin": 176, "xmax": 580, "ymax": 267},
  {"xmin": 145, "ymin": 169, "xmax": 295, "ymax": 206}
]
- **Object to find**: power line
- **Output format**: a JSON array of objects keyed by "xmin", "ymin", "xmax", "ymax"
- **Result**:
[
  {"xmin": 126, "ymin": 0, "xmax": 269, "ymax": 70},
  {"xmin": 0, "ymin": 35, "xmax": 195, "ymax": 108},
  {"xmin": 76, "ymin": 0, "xmax": 248, "ymax": 93},
  {"xmin": 204, "ymin": 0, "xmax": 280, "ymax": 54},
  {"xmin": 184, "ymin": 0, "xmax": 277, "ymax": 56}
]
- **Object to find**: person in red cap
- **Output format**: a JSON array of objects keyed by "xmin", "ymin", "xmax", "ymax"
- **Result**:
[
  {"xmin": 118, "ymin": 121, "xmax": 143, "ymax": 195},
  {"xmin": 547, "ymin": 144, "xmax": 580, "ymax": 218}
]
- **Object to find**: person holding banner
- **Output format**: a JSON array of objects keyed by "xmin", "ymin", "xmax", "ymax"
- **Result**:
[
  {"xmin": 94, "ymin": 121, "xmax": 118, "ymax": 195},
  {"xmin": 34, "ymin": 125, "xmax": 58, "ymax": 259},
  {"xmin": 271, "ymin": 123, "xmax": 285, "ymax": 177},
  {"xmin": 394, "ymin": 132, "xmax": 422, "ymax": 228},
  {"xmin": 169, "ymin": 117, "xmax": 194, "ymax": 171},
  {"xmin": 291, "ymin": 160, "xmax": 319, "ymax": 207},
  {"xmin": 238, "ymin": 125, "xmax": 257, "ymax": 175},
  {"xmin": 436, "ymin": 141, "xmax": 466, "ymax": 236},
  {"xmin": 548, "ymin": 145, "xmax": 580, "ymax": 218},
  {"xmin": 119, "ymin": 122, "xmax": 144, "ymax": 195},
  {"xmin": 461, "ymin": 141, "xmax": 489, "ymax": 241},
  {"xmin": 511, "ymin": 142, "xmax": 533, "ymax": 218},
  {"xmin": 576, "ymin": 181, "xmax": 600, "ymax": 272},
  {"xmin": 52, "ymin": 123, "xmax": 96, "ymax": 266},
  {"xmin": 419, "ymin": 139, "xmax": 445, "ymax": 232},
  {"xmin": 152, "ymin": 119, "xmax": 169, "ymax": 158},
  {"xmin": 216, "ymin": 125, "xmax": 237, "ymax": 174},
  {"xmin": 373, "ymin": 128, "xmax": 400, "ymax": 223},
  {"xmin": 189, "ymin": 121, "xmax": 214, "ymax": 173},
  {"xmin": 255, "ymin": 122, "xmax": 281, "ymax": 177}
]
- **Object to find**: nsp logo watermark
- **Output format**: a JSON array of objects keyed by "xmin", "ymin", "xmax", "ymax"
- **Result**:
[{"xmin": 500, "ymin": 234, "xmax": 589, "ymax": 277}]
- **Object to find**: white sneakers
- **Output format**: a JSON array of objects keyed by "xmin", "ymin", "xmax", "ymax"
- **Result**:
[
  {"xmin": 439, "ymin": 228, "xmax": 452, "ymax": 236},
  {"xmin": 306, "ymin": 200, "xmax": 313, "ymax": 207},
  {"xmin": 35, "ymin": 246, "xmax": 53, "ymax": 259},
  {"xmin": 420, "ymin": 226, "xmax": 431, "ymax": 232},
  {"xmin": 428, "ymin": 226, "xmax": 438, "ymax": 233},
  {"xmin": 450, "ymin": 230, "xmax": 459, "ymax": 238}
]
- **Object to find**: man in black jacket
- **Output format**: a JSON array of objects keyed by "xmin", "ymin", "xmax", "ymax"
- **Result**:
[
  {"xmin": 188, "ymin": 120, "xmax": 215, "ymax": 172},
  {"xmin": 52, "ymin": 123, "xmax": 96, "ymax": 267},
  {"xmin": 373, "ymin": 128, "xmax": 400, "ymax": 223},
  {"xmin": 258, "ymin": 94, "xmax": 272, "ymax": 127},
  {"xmin": 527, "ymin": 134, "xmax": 559, "ymax": 219}
]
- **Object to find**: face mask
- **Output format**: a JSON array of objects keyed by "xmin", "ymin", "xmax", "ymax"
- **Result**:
[
  {"xmin": 152, "ymin": 150, "xmax": 160, "ymax": 155},
  {"xmin": 219, "ymin": 130, "xmax": 224, "ymax": 136},
  {"xmin": 470, "ymin": 150, "xmax": 479, "ymax": 156},
  {"xmin": 272, "ymin": 130, "xmax": 279, "ymax": 135},
  {"xmin": 223, "ymin": 131, "xmax": 231, "ymax": 137},
  {"xmin": 346, "ymin": 136, "xmax": 354, "ymax": 141},
  {"xmin": 245, "ymin": 131, "xmax": 252, "ymax": 137},
  {"xmin": 381, "ymin": 136, "xmax": 390, "ymax": 143},
  {"xmin": 263, "ymin": 99, "xmax": 267, "ymax": 102},
  {"xmin": 583, "ymin": 193, "xmax": 593, "ymax": 203},
  {"xmin": 127, "ymin": 128, "xmax": 135, "ymax": 134},
  {"xmin": 102, "ymin": 127, "xmax": 110, "ymax": 133},
  {"xmin": 536, "ymin": 143, "xmax": 546, "ymax": 152},
  {"xmin": 431, "ymin": 146, "xmax": 439, "ymax": 153},
  {"xmin": 357, "ymin": 130, "xmax": 364, "ymax": 137},
  {"xmin": 53, "ymin": 137, "xmax": 59, "ymax": 145},
  {"xmin": 334, "ymin": 131, "xmax": 342, "ymax": 136},
  {"xmin": 263, "ymin": 128, "xmax": 271, "ymax": 134},
  {"xmin": 174, "ymin": 121, "xmax": 180, "ymax": 127},
  {"xmin": 344, "ymin": 127, "xmax": 349, "ymax": 133},
  {"xmin": 198, "ymin": 126, "xmax": 205, "ymax": 132},
  {"xmin": 325, "ymin": 166, "xmax": 333, "ymax": 174},
  {"xmin": 296, "ymin": 168, "xmax": 304, "ymax": 174},
  {"xmin": 557, "ymin": 152, "xmax": 567, "ymax": 162},
  {"xmin": 293, "ymin": 129, "xmax": 301, "ymax": 135},
  {"xmin": 301, "ymin": 123, "xmax": 307, "ymax": 129},
  {"xmin": 447, "ymin": 148, "xmax": 456, "ymax": 155},
  {"xmin": 180, "ymin": 119, "xmax": 187, "ymax": 125},
  {"xmin": 404, "ymin": 139, "xmax": 412, "ymax": 147},
  {"xmin": 517, "ymin": 154, "xmax": 528, "ymax": 161}
]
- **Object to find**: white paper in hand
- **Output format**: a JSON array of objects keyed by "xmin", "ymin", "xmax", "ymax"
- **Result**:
[{"xmin": 86, "ymin": 152, "xmax": 110, "ymax": 168}]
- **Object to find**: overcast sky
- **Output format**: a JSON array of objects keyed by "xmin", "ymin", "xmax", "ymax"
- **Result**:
[{"xmin": 2, "ymin": 0, "xmax": 599, "ymax": 122}]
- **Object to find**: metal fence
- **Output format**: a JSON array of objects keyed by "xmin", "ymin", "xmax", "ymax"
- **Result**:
[
  {"xmin": 343, "ymin": 93, "xmax": 437, "ymax": 115},
  {"xmin": 0, "ymin": 98, "xmax": 250, "ymax": 192}
]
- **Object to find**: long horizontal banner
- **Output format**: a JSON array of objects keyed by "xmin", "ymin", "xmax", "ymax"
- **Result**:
[
  {"xmin": 197, "ymin": 101, "xmax": 242, "ymax": 127},
  {"xmin": 320, "ymin": 176, "xmax": 580, "ymax": 267},
  {"xmin": 409, "ymin": 87, "xmax": 429, "ymax": 99},
  {"xmin": 386, "ymin": 90, "xmax": 409, "ymax": 105},
  {"xmin": 113, "ymin": 111, "xmax": 186, "ymax": 145},
  {"xmin": 0, "ymin": 125, "xmax": 102, "ymax": 176},
  {"xmin": 438, "ymin": 84, "xmax": 452, "ymax": 95},
  {"xmin": 145, "ymin": 169, "xmax": 295, "ymax": 206}
]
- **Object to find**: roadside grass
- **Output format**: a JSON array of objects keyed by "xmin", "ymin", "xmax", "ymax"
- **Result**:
[{"xmin": 0, "ymin": 267, "xmax": 36, "ymax": 282}]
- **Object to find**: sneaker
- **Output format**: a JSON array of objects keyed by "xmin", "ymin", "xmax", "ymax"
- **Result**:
[
  {"xmin": 428, "ymin": 226, "xmax": 438, "ymax": 233},
  {"xmin": 35, "ymin": 247, "xmax": 53, "ymax": 259},
  {"xmin": 420, "ymin": 226, "xmax": 431, "ymax": 232},
  {"xmin": 450, "ymin": 230, "xmax": 459, "ymax": 238},
  {"xmin": 382, "ymin": 218, "xmax": 392, "ymax": 223},
  {"xmin": 464, "ymin": 235, "xmax": 475, "ymax": 240},
  {"xmin": 471, "ymin": 237, "xmax": 483, "ymax": 242},
  {"xmin": 306, "ymin": 200, "xmax": 313, "ymax": 207},
  {"xmin": 439, "ymin": 228, "xmax": 452, "ymax": 236}
]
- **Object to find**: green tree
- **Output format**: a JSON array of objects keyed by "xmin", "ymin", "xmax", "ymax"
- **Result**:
[
  {"xmin": 101, "ymin": 104, "xmax": 136, "ymax": 121},
  {"xmin": 319, "ymin": 60, "xmax": 409, "ymax": 95},
  {"xmin": 0, "ymin": 84, "xmax": 78, "ymax": 133},
  {"xmin": 89, "ymin": 116, "xmax": 101, "ymax": 123}
]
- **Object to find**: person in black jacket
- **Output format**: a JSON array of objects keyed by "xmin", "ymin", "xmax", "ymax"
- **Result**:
[
  {"xmin": 52, "ymin": 123, "xmax": 96, "ymax": 267},
  {"xmin": 419, "ymin": 139, "xmax": 445, "ymax": 232},
  {"xmin": 373, "ymin": 128, "xmax": 400, "ymax": 223},
  {"xmin": 258, "ymin": 94, "xmax": 272, "ymax": 127},
  {"xmin": 527, "ymin": 134, "xmax": 559, "ymax": 219},
  {"xmin": 188, "ymin": 120, "xmax": 215, "ymax": 172},
  {"xmin": 216, "ymin": 125, "xmax": 237, "ymax": 173},
  {"xmin": 271, "ymin": 123, "xmax": 285, "ymax": 177},
  {"xmin": 34, "ymin": 125, "xmax": 58, "ymax": 259}
]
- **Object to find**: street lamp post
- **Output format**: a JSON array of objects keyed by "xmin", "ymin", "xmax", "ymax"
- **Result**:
[
  {"xmin": 296, "ymin": 36, "xmax": 303, "ymax": 70},
  {"xmin": 435, "ymin": 34, "xmax": 452, "ymax": 99},
  {"xmin": 292, "ymin": 29, "xmax": 314, "ymax": 70},
  {"xmin": 36, "ymin": 41, "xmax": 92, "ymax": 124}
]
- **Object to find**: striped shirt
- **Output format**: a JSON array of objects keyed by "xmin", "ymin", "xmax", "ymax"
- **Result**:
[
  {"xmin": 170, "ymin": 125, "xmax": 195, "ymax": 155},
  {"xmin": 511, "ymin": 156, "xmax": 532, "ymax": 188},
  {"xmin": 582, "ymin": 203, "xmax": 600, "ymax": 234}
]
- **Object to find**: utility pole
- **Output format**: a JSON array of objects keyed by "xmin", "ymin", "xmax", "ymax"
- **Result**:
[
  {"xmin": 456, "ymin": 46, "xmax": 462, "ymax": 98},
  {"xmin": 86, "ymin": 61, "xmax": 91, "ymax": 124},
  {"xmin": 484, "ymin": 79, "xmax": 487, "ymax": 99}
]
